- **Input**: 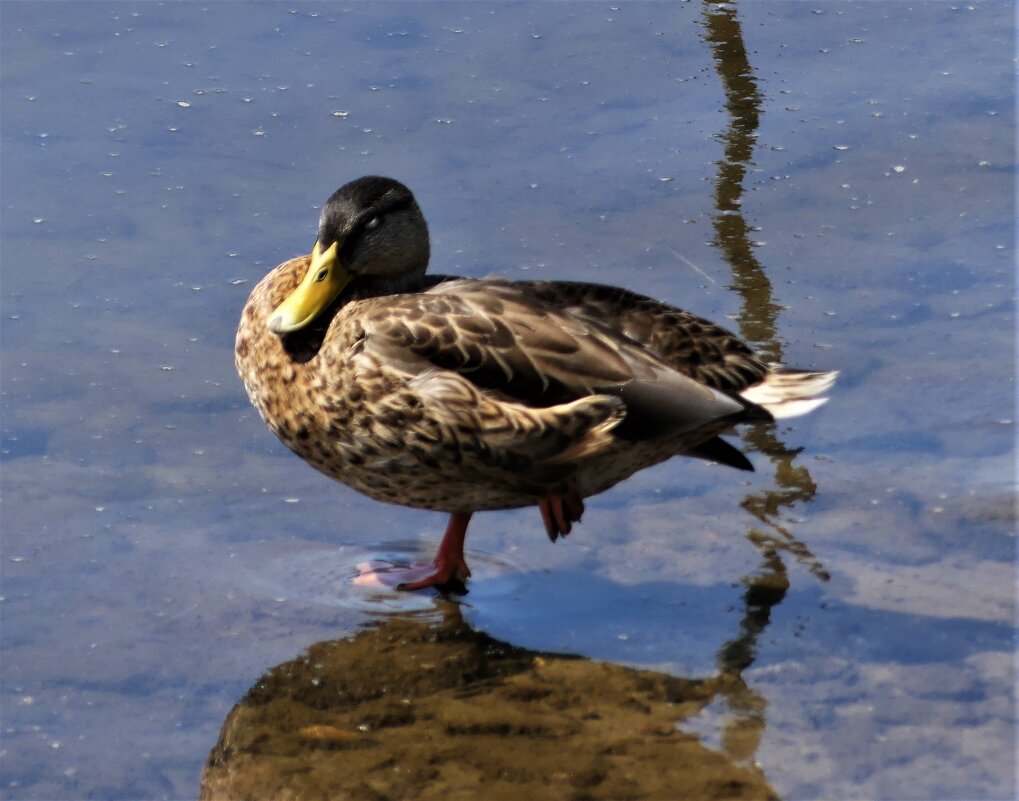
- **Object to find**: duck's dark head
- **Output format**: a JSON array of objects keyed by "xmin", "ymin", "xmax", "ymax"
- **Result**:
[{"xmin": 268, "ymin": 176, "xmax": 430, "ymax": 334}]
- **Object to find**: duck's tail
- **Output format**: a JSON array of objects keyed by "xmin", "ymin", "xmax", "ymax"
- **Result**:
[{"xmin": 739, "ymin": 366, "xmax": 838, "ymax": 420}]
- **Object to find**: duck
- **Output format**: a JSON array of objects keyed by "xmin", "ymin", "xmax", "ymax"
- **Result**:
[{"xmin": 236, "ymin": 176, "xmax": 836, "ymax": 592}]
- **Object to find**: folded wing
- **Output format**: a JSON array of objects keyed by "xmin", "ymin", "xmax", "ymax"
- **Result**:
[{"xmin": 360, "ymin": 279, "xmax": 764, "ymax": 441}]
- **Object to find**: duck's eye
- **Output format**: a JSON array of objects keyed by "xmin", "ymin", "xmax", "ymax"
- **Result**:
[
  {"xmin": 364, "ymin": 216, "xmax": 381, "ymax": 231},
  {"xmin": 315, "ymin": 269, "xmax": 329, "ymax": 282}
]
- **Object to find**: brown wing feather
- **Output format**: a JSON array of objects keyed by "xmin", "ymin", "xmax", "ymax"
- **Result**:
[
  {"xmin": 358, "ymin": 279, "xmax": 753, "ymax": 440},
  {"xmin": 510, "ymin": 280, "xmax": 769, "ymax": 393},
  {"xmin": 363, "ymin": 281, "xmax": 633, "ymax": 404}
]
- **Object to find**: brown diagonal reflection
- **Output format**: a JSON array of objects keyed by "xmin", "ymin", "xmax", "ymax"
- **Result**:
[
  {"xmin": 200, "ymin": 602, "xmax": 778, "ymax": 801},
  {"xmin": 704, "ymin": 0, "xmax": 828, "ymax": 608},
  {"xmin": 701, "ymin": 0, "xmax": 829, "ymax": 766}
]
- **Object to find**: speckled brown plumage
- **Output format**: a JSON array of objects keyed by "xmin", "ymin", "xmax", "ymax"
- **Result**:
[
  {"xmin": 236, "ymin": 258, "xmax": 745, "ymax": 512},
  {"xmin": 235, "ymin": 176, "xmax": 835, "ymax": 590}
]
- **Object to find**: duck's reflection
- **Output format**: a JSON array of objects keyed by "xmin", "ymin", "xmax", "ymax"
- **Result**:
[
  {"xmin": 702, "ymin": 0, "xmax": 829, "ymax": 767},
  {"xmin": 704, "ymin": 0, "xmax": 827, "ymax": 580},
  {"xmin": 200, "ymin": 601, "xmax": 777, "ymax": 801}
]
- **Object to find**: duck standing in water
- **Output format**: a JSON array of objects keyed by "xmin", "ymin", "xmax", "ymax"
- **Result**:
[{"xmin": 236, "ymin": 176, "xmax": 835, "ymax": 592}]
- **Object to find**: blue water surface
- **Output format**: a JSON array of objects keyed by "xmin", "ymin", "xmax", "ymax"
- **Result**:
[{"xmin": 1, "ymin": 2, "xmax": 1014, "ymax": 799}]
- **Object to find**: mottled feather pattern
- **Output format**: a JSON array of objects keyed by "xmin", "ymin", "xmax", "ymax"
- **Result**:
[
  {"xmin": 362, "ymin": 281, "xmax": 637, "ymax": 405},
  {"xmin": 364, "ymin": 279, "xmax": 750, "ymax": 439},
  {"xmin": 237, "ymin": 258, "xmax": 643, "ymax": 511},
  {"xmin": 237, "ymin": 254, "xmax": 832, "ymax": 514}
]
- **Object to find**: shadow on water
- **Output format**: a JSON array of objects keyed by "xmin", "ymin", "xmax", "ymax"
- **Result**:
[
  {"xmin": 199, "ymin": 599, "xmax": 778, "ymax": 801},
  {"xmin": 700, "ymin": 0, "xmax": 829, "ymax": 766}
]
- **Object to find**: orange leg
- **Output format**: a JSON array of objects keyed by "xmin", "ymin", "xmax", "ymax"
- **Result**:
[
  {"xmin": 537, "ymin": 486, "xmax": 585, "ymax": 542},
  {"xmin": 396, "ymin": 512, "xmax": 473, "ymax": 592}
]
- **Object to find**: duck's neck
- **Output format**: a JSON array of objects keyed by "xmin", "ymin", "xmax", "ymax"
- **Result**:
[{"xmin": 343, "ymin": 268, "xmax": 432, "ymax": 301}]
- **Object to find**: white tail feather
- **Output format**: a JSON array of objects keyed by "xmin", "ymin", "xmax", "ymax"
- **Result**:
[{"xmin": 740, "ymin": 367, "xmax": 838, "ymax": 420}]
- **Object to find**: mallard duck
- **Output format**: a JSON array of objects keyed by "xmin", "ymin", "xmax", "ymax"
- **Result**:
[{"xmin": 236, "ymin": 176, "xmax": 835, "ymax": 591}]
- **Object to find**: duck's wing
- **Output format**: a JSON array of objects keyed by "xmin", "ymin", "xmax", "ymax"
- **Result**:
[
  {"xmin": 515, "ymin": 280, "xmax": 838, "ymax": 420},
  {"xmin": 358, "ymin": 279, "xmax": 764, "ymax": 441},
  {"xmin": 510, "ymin": 280, "xmax": 769, "ymax": 393}
]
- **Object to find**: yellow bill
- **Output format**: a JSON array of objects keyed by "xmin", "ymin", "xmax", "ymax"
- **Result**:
[{"xmin": 268, "ymin": 241, "xmax": 350, "ymax": 334}]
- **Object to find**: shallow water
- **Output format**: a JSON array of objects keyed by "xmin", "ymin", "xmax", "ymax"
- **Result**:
[{"xmin": 1, "ymin": 2, "xmax": 1014, "ymax": 799}]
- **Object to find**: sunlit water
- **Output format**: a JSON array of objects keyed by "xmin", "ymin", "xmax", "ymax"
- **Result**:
[{"xmin": 1, "ymin": 3, "xmax": 1014, "ymax": 799}]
